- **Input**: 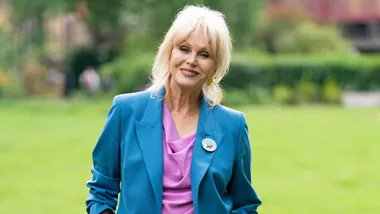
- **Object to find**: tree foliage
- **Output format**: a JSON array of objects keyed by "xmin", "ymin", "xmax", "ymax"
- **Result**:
[
  {"xmin": 8, "ymin": 0, "xmax": 265, "ymax": 55},
  {"xmin": 253, "ymin": 8, "xmax": 351, "ymax": 54}
]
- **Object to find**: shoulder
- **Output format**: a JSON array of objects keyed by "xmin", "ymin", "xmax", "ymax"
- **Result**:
[
  {"xmin": 114, "ymin": 90, "xmax": 151, "ymax": 103},
  {"xmin": 112, "ymin": 90, "xmax": 152, "ymax": 113},
  {"xmin": 212, "ymin": 104, "xmax": 247, "ymax": 133},
  {"xmin": 212, "ymin": 104, "xmax": 245, "ymax": 122}
]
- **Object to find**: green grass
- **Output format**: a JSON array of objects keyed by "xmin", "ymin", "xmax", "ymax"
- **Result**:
[{"xmin": 0, "ymin": 99, "xmax": 379, "ymax": 214}]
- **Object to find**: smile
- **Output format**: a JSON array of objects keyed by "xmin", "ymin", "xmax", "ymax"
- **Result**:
[{"xmin": 180, "ymin": 69, "xmax": 199, "ymax": 77}]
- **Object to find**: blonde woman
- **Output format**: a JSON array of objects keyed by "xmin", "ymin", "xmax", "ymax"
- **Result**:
[{"xmin": 86, "ymin": 5, "xmax": 261, "ymax": 214}]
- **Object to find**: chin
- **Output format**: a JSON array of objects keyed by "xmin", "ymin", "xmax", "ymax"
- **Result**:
[
  {"xmin": 173, "ymin": 78, "xmax": 202, "ymax": 91},
  {"xmin": 178, "ymin": 82, "xmax": 198, "ymax": 90}
]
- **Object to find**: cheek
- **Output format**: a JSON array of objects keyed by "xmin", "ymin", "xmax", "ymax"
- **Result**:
[
  {"xmin": 202, "ymin": 61, "xmax": 216, "ymax": 76},
  {"xmin": 170, "ymin": 50, "xmax": 185, "ymax": 67}
]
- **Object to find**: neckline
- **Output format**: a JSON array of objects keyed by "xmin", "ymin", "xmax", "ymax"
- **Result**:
[{"xmin": 163, "ymin": 102, "xmax": 196, "ymax": 141}]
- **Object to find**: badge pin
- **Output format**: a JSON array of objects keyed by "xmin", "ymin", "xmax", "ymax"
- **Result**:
[{"xmin": 202, "ymin": 138, "xmax": 217, "ymax": 152}]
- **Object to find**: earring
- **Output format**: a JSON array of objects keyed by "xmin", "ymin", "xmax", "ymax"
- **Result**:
[{"xmin": 207, "ymin": 76, "xmax": 214, "ymax": 86}]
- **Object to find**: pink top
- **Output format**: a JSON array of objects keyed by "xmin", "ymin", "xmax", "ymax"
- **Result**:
[{"xmin": 162, "ymin": 103, "xmax": 195, "ymax": 214}]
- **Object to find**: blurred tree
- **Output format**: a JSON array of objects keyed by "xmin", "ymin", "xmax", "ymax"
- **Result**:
[
  {"xmin": 276, "ymin": 21, "xmax": 351, "ymax": 54},
  {"xmin": 10, "ymin": 0, "xmax": 125, "ymax": 52},
  {"xmin": 253, "ymin": 8, "xmax": 351, "ymax": 54},
  {"xmin": 10, "ymin": 0, "xmax": 266, "ymax": 54},
  {"xmin": 85, "ymin": 0, "xmax": 127, "ymax": 50},
  {"xmin": 10, "ymin": 0, "xmax": 72, "ymax": 48},
  {"xmin": 215, "ymin": 0, "xmax": 265, "ymax": 48},
  {"xmin": 120, "ymin": 0, "xmax": 265, "ymax": 49},
  {"xmin": 0, "ymin": 28, "xmax": 20, "ymax": 70}
]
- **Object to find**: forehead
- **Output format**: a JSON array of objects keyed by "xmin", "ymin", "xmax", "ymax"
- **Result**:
[
  {"xmin": 174, "ymin": 27, "xmax": 215, "ymax": 48},
  {"xmin": 182, "ymin": 30, "xmax": 210, "ymax": 48}
]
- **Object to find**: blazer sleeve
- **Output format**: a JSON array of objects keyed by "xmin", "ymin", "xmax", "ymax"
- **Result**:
[
  {"xmin": 229, "ymin": 113, "xmax": 262, "ymax": 214},
  {"xmin": 86, "ymin": 96, "xmax": 122, "ymax": 214}
]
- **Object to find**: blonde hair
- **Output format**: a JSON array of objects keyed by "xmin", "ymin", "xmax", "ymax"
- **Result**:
[{"xmin": 147, "ymin": 5, "xmax": 232, "ymax": 107}]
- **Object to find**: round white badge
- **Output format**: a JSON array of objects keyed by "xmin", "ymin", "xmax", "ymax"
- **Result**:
[{"xmin": 202, "ymin": 138, "xmax": 217, "ymax": 152}]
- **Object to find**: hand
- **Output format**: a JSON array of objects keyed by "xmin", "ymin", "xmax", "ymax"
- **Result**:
[{"xmin": 100, "ymin": 209, "xmax": 114, "ymax": 214}]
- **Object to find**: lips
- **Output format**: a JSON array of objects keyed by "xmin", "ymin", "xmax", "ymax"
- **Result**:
[{"xmin": 180, "ymin": 68, "xmax": 199, "ymax": 77}]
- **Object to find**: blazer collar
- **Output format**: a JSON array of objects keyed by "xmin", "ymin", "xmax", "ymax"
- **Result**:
[
  {"xmin": 138, "ymin": 86, "xmax": 218, "ymax": 134},
  {"xmin": 190, "ymin": 95, "xmax": 224, "ymax": 211},
  {"xmin": 139, "ymin": 86, "xmax": 165, "ymax": 126},
  {"xmin": 134, "ymin": 86, "xmax": 165, "ymax": 213}
]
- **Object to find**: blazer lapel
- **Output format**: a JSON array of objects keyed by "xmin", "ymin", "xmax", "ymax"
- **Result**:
[
  {"xmin": 191, "ymin": 97, "xmax": 224, "ymax": 209},
  {"xmin": 135, "ymin": 87, "xmax": 164, "ymax": 212}
]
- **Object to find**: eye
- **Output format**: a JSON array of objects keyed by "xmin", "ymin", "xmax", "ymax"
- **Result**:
[
  {"xmin": 179, "ymin": 46, "xmax": 189, "ymax": 53},
  {"xmin": 199, "ymin": 52, "xmax": 209, "ymax": 58}
]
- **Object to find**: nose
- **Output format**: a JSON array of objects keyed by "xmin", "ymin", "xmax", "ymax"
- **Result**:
[{"xmin": 186, "ymin": 53, "xmax": 197, "ymax": 67}]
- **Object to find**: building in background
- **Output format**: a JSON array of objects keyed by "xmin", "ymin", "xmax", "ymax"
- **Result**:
[{"xmin": 267, "ymin": 0, "xmax": 380, "ymax": 53}]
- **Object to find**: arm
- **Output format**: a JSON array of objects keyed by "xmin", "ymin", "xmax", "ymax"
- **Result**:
[
  {"xmin": 228, "ymin": 114, "xmax": 262, "ymax": 214},
  {"xmin": 86, "ymin": 96, "xmax": 121, "ymax": 214}
]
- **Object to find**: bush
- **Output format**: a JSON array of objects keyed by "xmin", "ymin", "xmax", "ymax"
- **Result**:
[
  {"xmin": 100, "ymin": 52, "xmax": 380, "ymax": 105},
  {"xmin": 225, "ymin": 54, "xmax": 380, "ymax": 93},
  {"xmin": 100, "ymin": 53, "xmax": 154, "ymax": 93},
  {"xmin": 0, "ymin": 73, "xmax": 24, "ymax": 98},
  {"xmin": 222, "ymin": 86, "xmax": 274, "ymax": 106},
  {"xmin": 273, "ymin": 85, "xmax": 295, "ymax": 105},
  {"xmin": 21, "ymin": 60, "xmax": 49, "ymax": 97},
  {"xmin": 321, "ymin": 79, "xmax": 341, "ymax": 104},
  {"xmin": 222, "ymin": 89, "xmax": 252, "ymax": 106},
  {"xmin": 295, "ymin": 81, "xmax": 318, "ymax": 103},
  {"xmin": 246, "ymin": 86, "xmax": 274, "ymax": 105},
  {"xmin": 223, "ymin": 53, "xmax": 380, "ymax": 105},
  {"xmin": 0, "ymin": 27, "xmax": 21, "ymax": 69}
]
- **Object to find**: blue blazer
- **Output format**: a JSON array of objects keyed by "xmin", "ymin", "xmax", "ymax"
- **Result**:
[{"xmin": 86, "ymin": 87, "xmax": 261, "ymax": 214}]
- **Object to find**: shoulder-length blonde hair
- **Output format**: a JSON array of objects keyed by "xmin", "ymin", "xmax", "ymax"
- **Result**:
[{"xmin": 147, "ymin": 5, "xmax": 232, "ymax": 107}]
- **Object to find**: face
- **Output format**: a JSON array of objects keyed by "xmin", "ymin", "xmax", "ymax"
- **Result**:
[{"xmin": 169, "ymin": 29, "xmax": 216, "ymax": 91}]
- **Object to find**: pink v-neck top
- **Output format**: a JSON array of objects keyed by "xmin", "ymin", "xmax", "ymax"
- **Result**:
[{"xmin": 162, "ymin": 103, "xmax": 195, "ymax": 214}]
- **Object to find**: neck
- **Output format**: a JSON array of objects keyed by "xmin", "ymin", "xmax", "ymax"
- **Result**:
[{"xmin": 165, "ymin": 80, "xmax": 201, "ymax": 116}]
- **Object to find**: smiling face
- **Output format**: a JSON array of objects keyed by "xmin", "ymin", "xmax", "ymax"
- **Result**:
[{"xmin": 169, "ymin": 29, "xmax": 216, "ymax": 92}]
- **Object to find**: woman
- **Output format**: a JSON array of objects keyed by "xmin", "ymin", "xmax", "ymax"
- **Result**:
[{"xmin": 86, "ymin": 5, "xmax": 261, "ymax": 214}]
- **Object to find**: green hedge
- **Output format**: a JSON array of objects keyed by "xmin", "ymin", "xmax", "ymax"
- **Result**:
[
  {"xmin": 225, "ymin": 54, "xmax": 380, "ymax": 92},
  {"xmin": 100, "ymin": 53, "xmax": 380, "ymax": 105}
]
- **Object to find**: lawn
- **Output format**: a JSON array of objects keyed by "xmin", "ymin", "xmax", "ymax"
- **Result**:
[{"xmin": 0, "ymin": 99, "xmax": 379, "ymax": 214}]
